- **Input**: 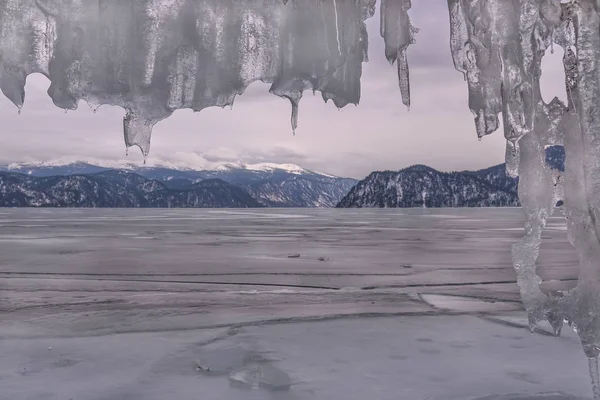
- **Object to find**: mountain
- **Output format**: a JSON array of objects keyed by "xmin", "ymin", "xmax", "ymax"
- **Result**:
[
  {"xmin": 0, "ymin": 170, "xmax": 262, "ymax": 208},
  {"xmin": 140, "ymin": 163, "xmax": 356, "ymax": 207},
  {"xmin": 2, "ymin": 161, "xmax": 357, "ymax": 208},
  {"xmin": 464, "ymin": 163, "xmax": 518, "ymax": 195},
  {"xmin": 337, "ymin": 165, "xmax": 520, "ymax": 208},
  {"xmin": 1, "ymin": 161, "xmax": 112, "ymax": 177},
  {"xmin": 243, "ymin": 175, "xmax": 357, "ymax": 207},
  {"xmin": 337, "ymin": 145, "xmax": 567, "ymax": 209}
]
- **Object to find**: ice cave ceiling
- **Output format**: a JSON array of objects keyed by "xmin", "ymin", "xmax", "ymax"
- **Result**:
[{"xmin": 0, "ymin": 0, "xmax": 415, "ymax": 155}]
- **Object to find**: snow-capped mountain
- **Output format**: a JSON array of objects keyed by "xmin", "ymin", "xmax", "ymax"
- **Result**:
[
  {"xmin": 2, "ymin": 159, "xmax": 332, "ymax": 178},
  {"xmin": 336, "ymin": 147, "xmax": 565, "ymax": 208},
  {"xmin": 0, "ymin": 160, "xmax": 356, "ymax": 208}
]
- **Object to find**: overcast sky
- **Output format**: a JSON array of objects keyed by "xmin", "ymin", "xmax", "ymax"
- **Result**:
[{"xmin": 0, "ymin": 2, "xmax": 567, "ymax": 179}]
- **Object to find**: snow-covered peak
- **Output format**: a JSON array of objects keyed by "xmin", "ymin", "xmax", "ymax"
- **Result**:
[
  {"xmin": 222, "ymin": 162, "xmax": 307, "ymax": 174},
  {"xmin": 5, "ymin": 158, "xmax": 340, "ymax": 178},
  {"xmin": 219, "ymin": 162, "xmax": 340, "ymax": 178},
  {"xmin": 8, "ymin": 158, "xmax": 139, "ymax": 171},
  {"xmin": 8, "ymin": 159, "xmax": 84, "ymax": 169}
]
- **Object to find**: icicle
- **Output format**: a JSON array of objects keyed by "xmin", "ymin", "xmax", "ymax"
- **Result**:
[
  {"xmin": 271, "ymin": 86, "xmax": 304, "ymax": 136},
  {"xmin": 288, "ymin": 94, "xmax": 301, "ymax": 136},
  {"xmin": 397, "ymin": 49, "xmax": 410, "ymax": 110},
  {"xmin": 123, "ymin": 110, "xmax": 154, "ymax": 158},
  {"xmin": 381, "ymin": 0, "xmax": 416, "ymax": 107},
  {"xmin": 546, "ymin": 308, "xmax": 564, "ymax": 337},
  {"xmin": 447, "ymin": 0, "xmax": 469, "ymax": 80},
  {"xmin": 505, "ymin": 140, "xmax": 520, "ymax": 178},
  {"xmin": 0, "ymin": 74, "xmax": 26, "ymax": 110},
  {"xmin": 87, "ymin": 100, "xmax": 100, "ymax": 114},
  {"xmin": 589, "ymin": 358, "xmax": 600, "ymax": 400}
]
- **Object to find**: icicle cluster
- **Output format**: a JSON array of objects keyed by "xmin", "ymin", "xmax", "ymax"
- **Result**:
[
  {"xmin": 448, "ymin": 0, "xmax": 600, "ymax": 393},
  {"xmin": 0, "ymin": 0, "xmax": 379, "ymax": 156}
]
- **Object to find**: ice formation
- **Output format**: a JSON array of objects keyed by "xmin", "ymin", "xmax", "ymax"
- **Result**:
[
  {"xmin": 1, "ymin": 0, "xmax": 600, "ymax": 396},
  {"xmin": 380, "ymin": 0, "xmax": 416, "ymax": 109},
  {"xmin": 0, "ymin": 0, "xmax": 378, "ymax": 154},
  {"xmin": 447, "ymin": 1, "xmax": 600, "ymax": 396}
]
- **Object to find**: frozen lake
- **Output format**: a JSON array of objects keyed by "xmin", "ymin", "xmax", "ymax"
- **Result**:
[{"xmin": 0, "ymin": 208, "xmax": 591, "ymax": 400}]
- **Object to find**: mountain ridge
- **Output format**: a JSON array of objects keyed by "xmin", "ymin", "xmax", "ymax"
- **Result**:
[
  {"xmin": 0, "ymin": 161, "xmax": 356, "ymax": 208},
  {"xmin": 0, "ymin": 170, "xmax": 263, "ymax": 208},
  {"xmin": 2, "ymin": 160, "xmax": 338, "ymax": 178},
  {"xmin": 2, "ymin": 147, "xmax": 565, "ymax": 209},
  {"xmin": 336, "ymin": 146, "xmax": 565, "ymax": 208},
  {"xmin": 336, "ymin": 164, "xmax": 520, "ymax": 208}
]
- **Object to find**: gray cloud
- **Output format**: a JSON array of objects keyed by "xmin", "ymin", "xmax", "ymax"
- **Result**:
[
  {"xmin": 0, "ymin": 4, "xmax": 565, "ymax": 179},
  {"xmin": 251, "ymin": 146, "xmax": 309, "ymax": 162}
]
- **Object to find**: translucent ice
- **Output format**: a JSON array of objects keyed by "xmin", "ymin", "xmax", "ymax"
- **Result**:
[
  {"xmin": 447, "ymin": 1, "xmax": 600, "ymax": 396},
  {"xmin": 380, "ymin": 0, "xmax": 417, "ymax": 109},
  {"xmin": 0, "ymin": 0, "xmax": 375, "ymax": 154}
]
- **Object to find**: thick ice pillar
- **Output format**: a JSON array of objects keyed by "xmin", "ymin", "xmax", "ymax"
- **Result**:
[{"xmin": 447, "ymin": 2, "xmax": 600, "ymax": 387}]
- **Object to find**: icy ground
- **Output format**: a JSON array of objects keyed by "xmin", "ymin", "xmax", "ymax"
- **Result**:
[{"xmin": 0, "ymin": 209, "xmax": 591, "ymax": 400}]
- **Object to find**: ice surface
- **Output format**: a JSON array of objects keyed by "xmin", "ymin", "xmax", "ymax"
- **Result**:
[
  {"xmin": 0, "ymin": 208, "xmax": 591, "ymax": 399},
  {"xmin": 229, "ymin": 363, "xmax": 292, "ymax": 390}
]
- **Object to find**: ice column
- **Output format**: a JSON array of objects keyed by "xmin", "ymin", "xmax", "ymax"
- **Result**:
[
  {"xmin": 448, "ymin": 1, "xmax": 600, "ymax": 395},
  {"xmin": 380, "ymin": 0, "xmax": 417, "ymax": 109}
]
